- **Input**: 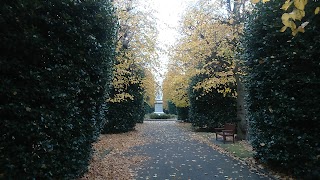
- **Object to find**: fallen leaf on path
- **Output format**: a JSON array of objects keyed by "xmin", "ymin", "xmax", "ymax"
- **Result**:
[{"xmin": 80, "ymin": 123, "xmax": 150, "ymax": 180}]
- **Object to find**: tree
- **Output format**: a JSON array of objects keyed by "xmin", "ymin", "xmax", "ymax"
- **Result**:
[
  {"xmin": 162, "ymin": 65, "xmax": 190, "ymax": 108},
  {"xmin": 164, "ymin": 0, "xmax": 245, "ymax": 129},
  {"xmin": 223, "ymin": 0, "xmax": 252, "ymax": 140},
  {"xmin": 103, "ymin": 0, "xmax": 158, "ymax": 132},
  {"xmin": 108, "ymin": 0, "xmax": 158, "ymax": 103},
  {"xmin": 142, "ymin": 69, "xmax": 156, "ymax": 110}
]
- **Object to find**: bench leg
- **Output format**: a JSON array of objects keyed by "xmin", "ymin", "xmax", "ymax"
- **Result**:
[{"xmin": 223, "ymin": 135, "xmax": 226, "ymax": 144}]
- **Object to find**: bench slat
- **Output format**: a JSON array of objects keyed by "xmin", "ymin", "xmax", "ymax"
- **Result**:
[{"xmin": 214, "ymin": 123, "xmax": 236, "ymax": 143}]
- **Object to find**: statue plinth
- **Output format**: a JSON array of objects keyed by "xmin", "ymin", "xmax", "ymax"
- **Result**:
[{"xmin": 154, "ymin": 98, "xmax": 164, "ymax": 114}]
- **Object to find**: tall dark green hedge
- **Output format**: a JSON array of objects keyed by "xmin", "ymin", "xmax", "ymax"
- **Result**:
[
  {"xmin": 166, "ymin": 101, "xmax": 177, "ymax": 115},
  {"xmin": 177, "ymin": 107, "xmax": 189, "ymax": 121},
  {"xmin": 144, "ymin": 101, "xmax": 154, "ymax": 115},
  {"xmin": 188, "ymin": 74, "xmax": 237, "ymax": 129},
  {"xmin": 102, "ymin": 65, "xmax": 145, "ymax": 133},
  {"xmin": 0, "ymin": 0, "xmax": 117, "ymax": 178},
  {"xmin": 242, "ymin": 1, "xmax": 320, "ymax": 178}
]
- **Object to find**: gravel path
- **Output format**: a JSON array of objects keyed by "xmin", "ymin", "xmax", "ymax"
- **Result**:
[{"xmin": 132, "ymin": 121, "xmax": 274, "ymax": 180}]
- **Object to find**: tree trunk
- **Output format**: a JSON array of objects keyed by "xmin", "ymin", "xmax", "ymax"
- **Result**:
[
  {"xmin": 230, "ymin": 0, "xmax": 248, "ymax": 140},
  {"xmin": 234, "ymin": 66, "xmax": 247, "ymax": 140}
]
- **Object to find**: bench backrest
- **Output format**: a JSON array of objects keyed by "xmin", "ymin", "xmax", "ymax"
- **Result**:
[{"xmin": 224, "ymin": 123, "xmax": 236, "ymax": 133}]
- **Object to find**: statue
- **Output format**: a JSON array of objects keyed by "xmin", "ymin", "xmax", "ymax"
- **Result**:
[
  {"xmin": 154, "ymin": 87, "xmax": 164, "ymax": 114},
  {"xmin": 156, "ymin": 88, "xmax": 162, "ymax": 100}
]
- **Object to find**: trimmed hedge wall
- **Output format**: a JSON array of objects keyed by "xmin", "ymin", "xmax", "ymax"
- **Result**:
[
  {"xmin": 177, "ymin": 107, "xmax": 189, "ymax": 121},
  {"xmin": 144, "ymin": 102, "xmax": 154, "ymax": 115},
  {"xmin": 188, "ymin": 74, "xmax": 237, "ymax": 129},
  {"xmin": 242, "ymin": 1, "xmax": 320, "ymax": 178},
  {"xmin": 102, "ymin": 66, "xmax": 145, "ymax": 133},
  {"xmin": 0, "ymin": 0, "xmax": 117, "ymax": 178},
  {"xmin": 149, "ymin": 113, "xmax": 171, "ymax": 119},
  {"xmin": 166, "ymin": 101, "xmax": 177, "ymax": 115}
]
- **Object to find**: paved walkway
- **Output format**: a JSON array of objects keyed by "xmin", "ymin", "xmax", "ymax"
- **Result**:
[{"xmin": 132, "ymin": 121, "xmax": 274, "ymax": 180}]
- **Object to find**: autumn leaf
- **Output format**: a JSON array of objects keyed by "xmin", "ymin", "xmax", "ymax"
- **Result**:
[
  {"xmin": 280, "ymin": 26, "xmax": 287, "ymax": 32},
  {"xmin": 291, "ymin": 9, "xmax": 305, "ymax": 21},
  {"xmin": 251, "ymin": 0, "xmax": 260, "ymax": 3},
  {"xmin": 315, "ymin": 7, "xmax": 320, "ymax": 15},
  {"xmin": 293, "ymin": 0, "xmax": 307, "ymax": 11},
  {"xmin": 292, "ymin": 26, "xmax": 305, "ymax": 36},
  {"xmin": 281, "ymin": 0, "xmax": 293, "ymax": 11}
]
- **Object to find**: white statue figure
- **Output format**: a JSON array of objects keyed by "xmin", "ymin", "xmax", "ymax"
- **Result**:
[
  {"xmin": 154, "ymin": 87, "xmax": 164, "ymax": 114},
  {"xmin": 156, "ymin": 88, "xmax": 163, "ymax": 100}
]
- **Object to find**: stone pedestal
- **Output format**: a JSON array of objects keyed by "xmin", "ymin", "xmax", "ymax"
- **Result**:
[{"xmin": 154, "ymin": 99, "xmax": 164, "ymax": 114}]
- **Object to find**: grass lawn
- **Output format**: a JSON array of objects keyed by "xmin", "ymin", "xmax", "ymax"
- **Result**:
[
  {"xmin": 219, "ymin": 143, "xmax": 254, "ymax": 159},
  {"xmin": 186, "ymin": 124, "xmax": 254, "ymax": 160}
]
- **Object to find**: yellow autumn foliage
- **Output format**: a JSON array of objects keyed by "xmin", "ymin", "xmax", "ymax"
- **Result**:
[
  {"xmin": 163, "ymin": 0, "xmax": 244, "ymax": 107},
  {"xmin": 142, "ymin": 69, "xmax": 156, "ymax": 107},
  {"xmin": 108, "ymin": 0, "xmax": 158, "ymax": 103},
  {"xmin": 162, "ymin": 65, "xmax": 190, "ymax": 108},
  {"xmin": 251, "ymin": 0, "xmax": 318, "ymax": 36}
]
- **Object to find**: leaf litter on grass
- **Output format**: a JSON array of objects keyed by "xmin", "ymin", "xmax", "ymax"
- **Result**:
[{"xmin": 176, "ymin": 122, "xmax": 294, "ymax": 180}]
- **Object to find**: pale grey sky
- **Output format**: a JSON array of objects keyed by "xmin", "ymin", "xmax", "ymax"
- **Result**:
[{"xmin": 147, "ymin": 0, "xmax": 197, "ymax": 83}]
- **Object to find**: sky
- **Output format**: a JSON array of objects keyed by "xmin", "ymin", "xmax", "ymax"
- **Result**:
[
  {"xmin": 151, "ymin": 0, "xmax": 194, "ymax": 47},
  {"xmin": 147, "ymin": 0, "xmax": 197, "ymax": 84}
]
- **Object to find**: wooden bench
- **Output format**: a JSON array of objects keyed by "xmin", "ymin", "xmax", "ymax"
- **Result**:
[{"xmin": 214, "ymin": 123, "xmax": 236, "ymax": 143}]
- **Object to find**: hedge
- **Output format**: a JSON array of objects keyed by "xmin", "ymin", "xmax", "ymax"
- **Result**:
[
  {"xmin": 177, "ymin": 107, "xmax": 189, "ymax": 122},
  {"xmin": 148, "ymin": 113, "xmax": 171, "ymax": 119},
  {"xmin": 242, "ymin": 1, "xmax": 320, "ymax": 178},
  {"xmin": 188, "ymin": 74, "xmax": 237, "ymax": 129},
  {"xmin": 102, "ymin": 65, "xmax": 145, "ymax": 133},
  {"xmin": 144, "ymin": 102, "xmax": 154, "ymax": 115},
  {"xmin": 0, "ymin": 0, "xmax": 117, "ymax": 178},
  {"xmin": 166, "ymin": 101, "xmax": 177, "ymax": 115}
]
